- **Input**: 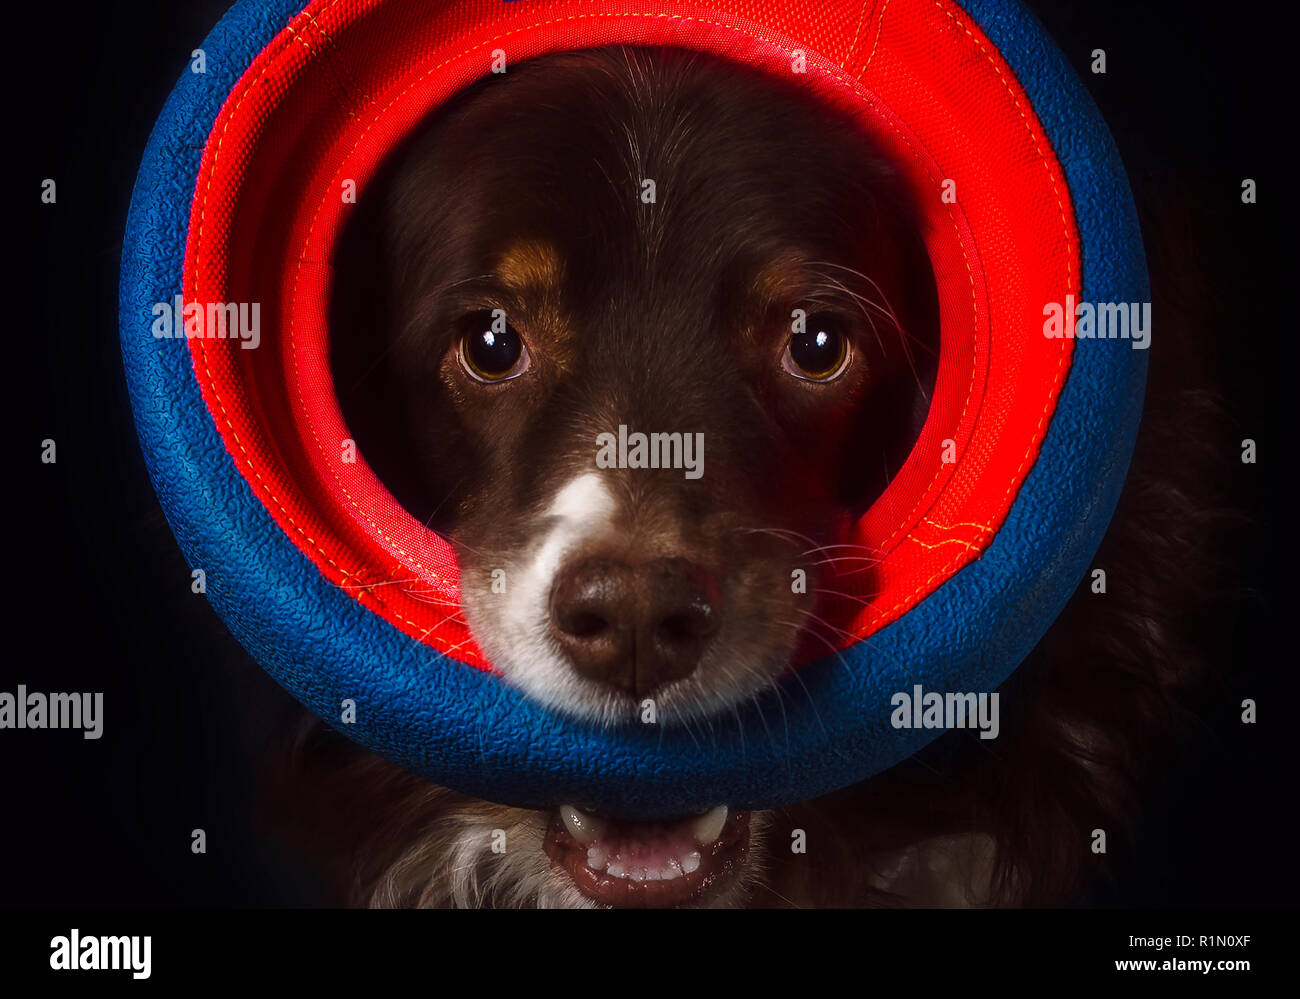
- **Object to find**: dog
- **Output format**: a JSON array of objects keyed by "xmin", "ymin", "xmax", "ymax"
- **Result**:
[{"xmin": 269, "ymin": 45, "xmax": 1230, "ymax": 908}]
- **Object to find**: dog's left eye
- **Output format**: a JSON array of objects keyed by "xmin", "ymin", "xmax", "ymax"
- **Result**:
[
  {"xmin": 459, "ymin": 313, "xmax": 530, "ymax": 382},
  {"xmin": 782, "ymin": 314, "xmax": 850, "ymax": 382}
]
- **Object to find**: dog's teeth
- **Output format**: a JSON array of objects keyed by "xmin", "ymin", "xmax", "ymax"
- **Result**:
[
  {"xmin": 691, "ymin": 805, "xmax": 728, "ymax": 846},
  {"xmin": 594, "ymin": 855, "xmax": 696, "ymax": 882},
  {"xmin": 566, "ymin": 806, "xmax": 722, "ymax": 883},
  {"xmin": 560, "ymin": 804, "xmax": 607, "ymax": 845}
]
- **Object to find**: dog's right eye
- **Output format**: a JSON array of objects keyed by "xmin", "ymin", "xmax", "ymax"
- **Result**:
[
  {"xmin": 458, "ymin": 312, "xmax": 530, "ymax": 382},
  {"xmin": 782, "ymin": 313, "xmax": 850, "ymax": 382}
]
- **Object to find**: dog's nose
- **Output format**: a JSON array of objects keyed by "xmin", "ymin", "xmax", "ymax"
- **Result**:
[{"xmin": 549, "ymin": 556, "xmax": 721, "ymax": 698}]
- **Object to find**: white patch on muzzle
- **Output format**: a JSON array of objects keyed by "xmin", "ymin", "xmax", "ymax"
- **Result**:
[{"xmin": 463, "ymin": 472, "xmax": 628, "ymax": 724}]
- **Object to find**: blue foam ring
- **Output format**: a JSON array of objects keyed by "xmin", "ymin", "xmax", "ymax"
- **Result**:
[{"xmin": 120, "ymin": 0, "xmax": 1147, "ymax": 819}]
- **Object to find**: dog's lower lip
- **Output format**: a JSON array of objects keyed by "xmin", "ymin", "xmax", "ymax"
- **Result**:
[{"xmin": 544, "ymin": 806, "xmax": 750, "ymax": 908}]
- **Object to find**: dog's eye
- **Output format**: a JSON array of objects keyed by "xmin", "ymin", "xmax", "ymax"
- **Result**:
[
  {"xmin": 783, "ymin": 315, "xmax": 850, "ymax": 381},
  {"xmin": 459, "ymin": 313, "xmax": 529, "ymax": 382}
]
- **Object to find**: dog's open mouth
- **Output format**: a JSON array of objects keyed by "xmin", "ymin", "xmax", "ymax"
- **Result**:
[{"xmin": 543, "ymin": 804, "xmax": 750, "ymax": 907}]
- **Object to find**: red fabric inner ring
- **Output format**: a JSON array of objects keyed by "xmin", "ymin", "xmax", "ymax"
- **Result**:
[{"xmin": 183, "ymin": 0, "xmax": 1077, "ymax": 671}]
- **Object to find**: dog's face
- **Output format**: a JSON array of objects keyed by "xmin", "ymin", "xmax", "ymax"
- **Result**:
[{"xmin": 332, "ymin": 46, "xmax": 937, "ymax": 907}]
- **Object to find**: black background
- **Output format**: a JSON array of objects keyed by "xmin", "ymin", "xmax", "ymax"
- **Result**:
[{"xmin": 5, "ymin": 0, "xmax": 1292, "ymax": 910}]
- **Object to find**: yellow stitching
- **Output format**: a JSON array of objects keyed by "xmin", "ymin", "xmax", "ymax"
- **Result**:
[
  {"xmin": 921, "ymin": 516, "xmax": 994, "ymax": 537},
  {"xmin": 844, "ymin": 0, "xmax": 874, "ymax": 67},
  {"xmin": 862, "ymin": 0, "xmax": 890, "ymax": 71},
  {"xmin": 282, "ymin": 23, "xmax": 314, "ymax": 55},
  {"xmin": 298, "ymin": 6, "xmax": 377, "ymax": 116},
  {"xmin": 901, "ymin": 534, "xmax": 982, "ymax": 552}
]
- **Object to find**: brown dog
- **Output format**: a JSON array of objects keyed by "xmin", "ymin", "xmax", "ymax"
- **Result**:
[{"xmin": 270, "ymin": 45, "xmax": 1227, "ymax": 908}]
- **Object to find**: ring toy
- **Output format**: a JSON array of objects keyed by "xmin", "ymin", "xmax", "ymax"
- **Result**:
[{"xmin": 120, "ymin": 0, "xmax": 1148, "ymax": 818}]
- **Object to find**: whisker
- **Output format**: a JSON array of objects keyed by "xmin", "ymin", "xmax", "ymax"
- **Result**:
[
  {"xmin": 808, "ymin": 259, "xmax": 936, "ymax": 401},
  {"xmin": 776, "ymin": 617, "xmax": 857, "ymax": 686},
  {"xmin": 422, "ymin": 476, "xmax": 467, "ymax": 529},
  {"xmin": 807, "ymin": 554, "xmax": 884, "ymax": 568},
  {"xmin": 732, "ymin": 525, "xmax": 821, "ymax": 551},
  {"xmin": 401, "ymin": 589, "xmax": 466, "ymax": 610},
  {"xmin": 786, "ymin": 610, "xmax": 863, "ymax": 646},
  {"xmin": 755, "ymin": 880, "xmax": 804, "ymax": 909},
  {"xmin": 811, "ymin": 585, "xmax": 885, "ymax": 607},
  {"xmin": 799, "ymin": 541, "xmax": 888, "ymax": 557}
]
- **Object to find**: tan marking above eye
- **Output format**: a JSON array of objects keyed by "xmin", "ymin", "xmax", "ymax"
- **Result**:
[
  {"xmin": 494, "ymin": 238, "xmax": 565, "ymax": 294},
  {"xmin": 487, "ymin": 239, "xmax": 579, "ymax": 371}
]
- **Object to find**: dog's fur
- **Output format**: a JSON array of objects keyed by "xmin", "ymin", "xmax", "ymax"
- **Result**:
[{"xmin": 264, "ymin": 46, "xmax": 1234, "ymax": 908}]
